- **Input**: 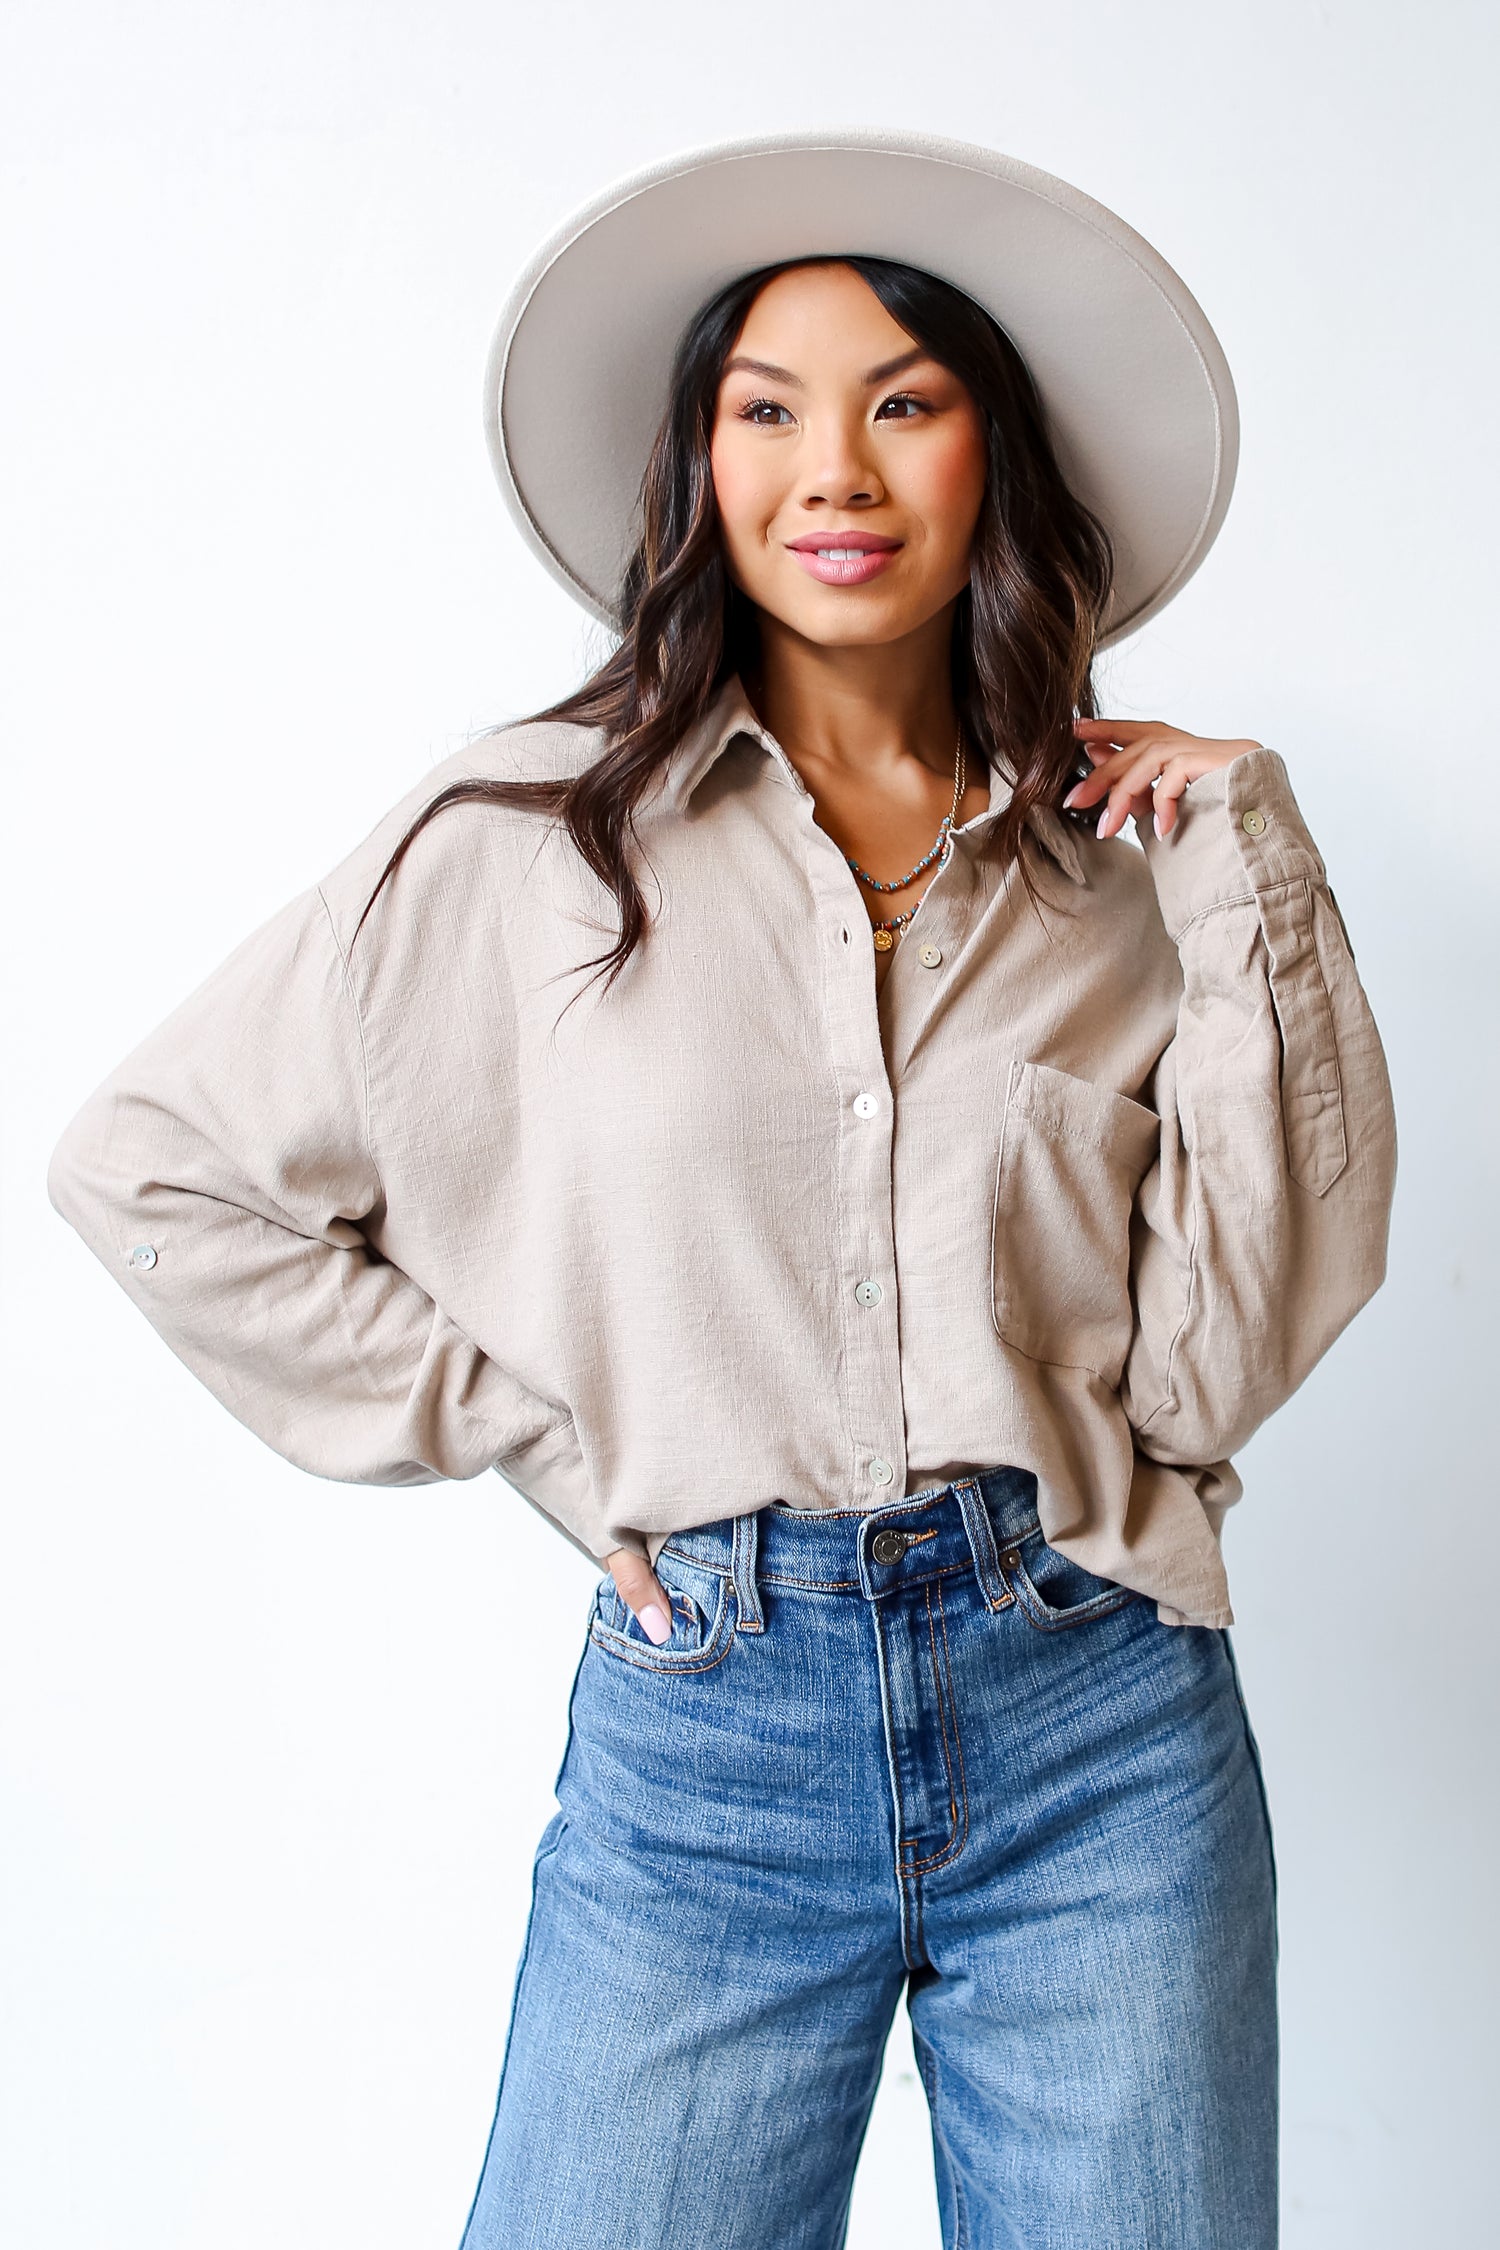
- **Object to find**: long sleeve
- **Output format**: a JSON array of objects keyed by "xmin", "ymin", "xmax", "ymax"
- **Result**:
[
  {"xmin": 1120, "ymin": 747, "xmax": 1397, "ymax": 1462},
  {"xmin": 46, "ymin": 881, "xmax": 568, "ymax": 1487}
]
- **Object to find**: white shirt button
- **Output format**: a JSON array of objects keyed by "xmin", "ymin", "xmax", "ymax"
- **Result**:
[
  {"xmin": 852, "ymin": 1091, "xmax": 879, "ymax": 1118},
  {"xmin": 1241, "ymin": 808, "xmax": 1267, "ymax": 837},
  {"xmin": 854, "ymin": 1279, "xmax": 884, "ymax": 1308},
  {"xmin": 918, "ymin": 943, "xmax": 942, "ymax": 968},
  {"xmin": 127, "ymin": 1244, "xmax": 158, "ymax": 1269},
  {"xmin": 867, "ymin": 1456, "xmax": 895, "ymax": 1486}
]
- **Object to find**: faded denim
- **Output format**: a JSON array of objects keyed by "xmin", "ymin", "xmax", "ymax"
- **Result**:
[{"xmin": 459, "ymin": 1465, "xmax": 1278, "ymax": 2249}]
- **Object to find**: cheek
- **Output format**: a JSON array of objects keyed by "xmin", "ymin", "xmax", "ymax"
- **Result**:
[
  {"xmin": 709, "ymin": 434, "xmax": 774, "ymax": 553},
  {"xmin": 909, "ymin": 425, "xmax": 988, "ymax": 557}
]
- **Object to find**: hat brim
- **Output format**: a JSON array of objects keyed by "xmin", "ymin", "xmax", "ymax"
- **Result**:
[{"xmin": 483, "ymin": 129, "xmax": 1238, "ymax": 649}]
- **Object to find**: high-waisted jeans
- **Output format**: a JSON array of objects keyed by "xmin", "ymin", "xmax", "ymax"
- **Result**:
[{"xmin": 458, "ymin": 1465, "xmax": 1279, "ymax": 2249}]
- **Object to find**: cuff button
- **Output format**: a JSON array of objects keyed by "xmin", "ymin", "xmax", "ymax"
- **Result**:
[
  {"xmin": 1241, "ymin": 808, "xmax": 1267, "ymax": 836},
  {"xmin": 127, "ymin": 1244, "xmax": 158, "ymax": 1269}
]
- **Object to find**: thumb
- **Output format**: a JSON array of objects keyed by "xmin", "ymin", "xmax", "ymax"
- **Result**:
[{"xmin": 605, "ymin": 1547, "xmax": 674, "ymax": 1647}]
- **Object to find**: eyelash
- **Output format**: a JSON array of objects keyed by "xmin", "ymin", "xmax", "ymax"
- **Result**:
[{"xmin": 736, "ymin": 390, "xmax": 929, "ymax": 427}]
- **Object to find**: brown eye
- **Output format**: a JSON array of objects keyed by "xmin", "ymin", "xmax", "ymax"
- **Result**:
[
  {"xmin": 737, "ymin": 396, "xmax": 793, "ymax": 427},
  {"xmin": 875, "ymin": 392, "xmax": 926, "ymax": 421}
]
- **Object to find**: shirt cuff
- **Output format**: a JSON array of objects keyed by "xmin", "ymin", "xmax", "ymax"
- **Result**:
[{"xmin": 1137, "ymin": 746, "xmax": 1328, "ymax": 940}]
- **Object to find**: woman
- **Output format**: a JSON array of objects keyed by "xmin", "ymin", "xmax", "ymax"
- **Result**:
[{"xmin": 49, "ymin": 134, "xmax": 1396, "ymax": 2248}]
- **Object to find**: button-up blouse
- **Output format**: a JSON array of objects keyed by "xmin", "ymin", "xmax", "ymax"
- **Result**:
[{"xmin": 47, "ymin": 671, "xmax": 1397, "ymax": 1627}]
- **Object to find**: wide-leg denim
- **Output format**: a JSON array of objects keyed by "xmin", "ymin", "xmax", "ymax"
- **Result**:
[{"xmin": 458, "ymin": 1466, "xmax": 1278, "ymax": 2250}]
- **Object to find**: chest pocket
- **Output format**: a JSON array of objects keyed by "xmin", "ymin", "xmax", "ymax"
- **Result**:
[{"xmin": 989, "ymin": 1059, "xmax": 1161, "ymax": 1386}]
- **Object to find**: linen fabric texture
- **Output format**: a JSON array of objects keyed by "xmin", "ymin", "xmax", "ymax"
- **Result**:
[
  {"xmin": 458, "ymin": 1467, "xmax": 1277, "ymax": 2250},
  {"xmin": 48, "ymin": 673, "xmax": 1397, "ymax": 1628}
]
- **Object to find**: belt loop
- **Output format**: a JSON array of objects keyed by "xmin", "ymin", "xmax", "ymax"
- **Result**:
[
  {"xmin": 955, "ymin": 1477, "xmax": 1013, "ymax": 1612},
  {"xmin": 730, "ymin": 1509, "xmax": 765, "ymax": 1634}
]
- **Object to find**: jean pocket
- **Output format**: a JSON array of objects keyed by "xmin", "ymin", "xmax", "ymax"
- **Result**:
[
  {"xmin": 997, "ymin": 1523, "xmax": 1142, "ymax": 1631},
  {"xmin": 989, "ymin": 1060, "xmax": 1160, "ymax": 1385},
  {"xmin": 587, "ymin": 1554, "xmax": 735, "ymax": 1675}
]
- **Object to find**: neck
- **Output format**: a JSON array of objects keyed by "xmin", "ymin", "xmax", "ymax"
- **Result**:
[{"xmin": 741, "ymin": 606, "xmax": 963, "ymax": 784}]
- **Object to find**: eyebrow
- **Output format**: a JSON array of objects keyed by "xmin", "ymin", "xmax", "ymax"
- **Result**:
[{"xmin": 720, "ymin": 345, "xmax": 931, "ymax": 389}]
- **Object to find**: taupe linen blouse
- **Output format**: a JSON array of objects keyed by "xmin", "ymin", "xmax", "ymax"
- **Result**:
[{"xmin": 48, "ymin": 672, "xmax": 1397, "ymax": 1628}]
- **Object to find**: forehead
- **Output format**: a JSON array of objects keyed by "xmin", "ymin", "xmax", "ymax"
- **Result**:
[{"xmin": 724, "ymin": 262, "xmax": 922, "ymax": 362}]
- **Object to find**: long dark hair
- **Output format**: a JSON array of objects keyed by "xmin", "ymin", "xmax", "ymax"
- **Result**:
[{"xmin": 353, "ymin": 253, "xmax": 1113, "ymax": 991}]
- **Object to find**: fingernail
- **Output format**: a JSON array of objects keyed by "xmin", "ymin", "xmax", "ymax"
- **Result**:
[
  {"xmin": 639, "ymin": 1603, "xmax": 670, "ymax": 1646},
  {"xmin": 1153, "ymin": 810, "xmax": 1164, "ymax": 839},
  {"xmin": 1062, "ymin": 785, "xmax": 1083, "ymax": 808}
]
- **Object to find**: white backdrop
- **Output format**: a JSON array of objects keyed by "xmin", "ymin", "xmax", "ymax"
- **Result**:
[{"xmin": 3, "ymin": 4, "xmax": 1496, "ymax": 2244}]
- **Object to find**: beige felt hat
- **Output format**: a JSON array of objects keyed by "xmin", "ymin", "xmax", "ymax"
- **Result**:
[{"xmin": 482, "ymin": 129, "xmax": 1238, "ymax": 648}]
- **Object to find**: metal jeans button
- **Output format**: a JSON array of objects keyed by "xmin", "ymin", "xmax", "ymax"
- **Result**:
[{"xmin": 871, "ymin": 1528, "xmax": 909, "ymax": 1564}]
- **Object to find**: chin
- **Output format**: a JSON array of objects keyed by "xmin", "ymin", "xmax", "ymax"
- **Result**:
[{"xmin": 769, "ymin": 597, "xmax": 935, "ymax": 650}]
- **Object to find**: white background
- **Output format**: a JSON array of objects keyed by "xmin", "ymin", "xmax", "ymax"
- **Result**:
[{"xmin": 3, "ymin": 3, "xmax": 1496, "ymax": 2244}]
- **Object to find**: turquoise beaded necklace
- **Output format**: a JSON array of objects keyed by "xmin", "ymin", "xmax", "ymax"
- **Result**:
[{"xmin": 846, "ymin": 725, "xmax": 966, "ymax": 952}]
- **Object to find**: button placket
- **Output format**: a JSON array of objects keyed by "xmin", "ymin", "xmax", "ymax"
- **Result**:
[
  {"xmin": 874, "ymin": 834, "xmax": 977, "ymax": 1087},
  {"xmin": 797, "ymin": 816, "xmax": 907, "ymax": 1505}
]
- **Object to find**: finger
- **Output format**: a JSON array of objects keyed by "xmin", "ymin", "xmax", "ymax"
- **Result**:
[
  {"xmin": 1062, "ymin": 737, "xmax": 1172, "ymax": 809},
  {"xmin": 1148, "ymin": 760, "xmax": 1194, "ymax": 837},
  {"xmin": 1062, "ymin": 746, "xmax": 1135, "ymax": 807},
  {"xmin": 1072, "ymin": 718, "xmax": 1179, "ymax": 749},
  {"xmin": 1091, "ymin": 748, "xmax": 1177, "ymax": 836},
  {"xmin": 1097, "ymin": 786, "xmax": 1155, "ymax": 841},
  {"xmin": 607, "ymin": 1548, "xmax": 674, "ymax": 1645}
]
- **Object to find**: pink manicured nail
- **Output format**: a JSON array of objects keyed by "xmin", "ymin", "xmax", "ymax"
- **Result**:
[
  {"xmin": 639, "ymin": 1603, "xmax": 670, "ymax": 1645},
  {"xmin": 1153, "ymin": 811, "xmax": 1164, "ymax": 839},
  {"xmin": 1062, "ymin": 784, "xmax": 1083, "ymax": 808}
]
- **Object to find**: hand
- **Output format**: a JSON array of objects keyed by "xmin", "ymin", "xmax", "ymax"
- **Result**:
[
  {"xmin": 603, "ymin": 1545, "xmax": 675, "ymax": 1645},
  {"xmin": 1064, "ymin": 718, "xmax": 1263, "ymax": 841}
]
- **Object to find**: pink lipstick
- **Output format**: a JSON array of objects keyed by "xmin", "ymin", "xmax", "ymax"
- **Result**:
[{"xmin": 786, "ymin": 531, "xmax": 904, "ymax": 587}]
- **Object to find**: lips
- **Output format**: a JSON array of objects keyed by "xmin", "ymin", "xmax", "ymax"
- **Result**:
[{"xmin": 786, "ymin": 531, "xmax": 904, "ymax": 587}]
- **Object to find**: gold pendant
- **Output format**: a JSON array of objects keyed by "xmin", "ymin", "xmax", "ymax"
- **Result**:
[{"xmin": 872, "ymin": 927, "xmax": 895, "ymax": 952}]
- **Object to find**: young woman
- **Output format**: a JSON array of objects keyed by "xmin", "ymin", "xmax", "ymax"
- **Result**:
[{"xmin": 49, "ymin": 133, "xmax": 1396, "ymax": 2249}]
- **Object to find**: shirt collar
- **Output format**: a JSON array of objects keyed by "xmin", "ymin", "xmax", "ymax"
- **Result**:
[{"xmin": 658, "ymin": 672, "xmax": 1088, "ymax": 887}]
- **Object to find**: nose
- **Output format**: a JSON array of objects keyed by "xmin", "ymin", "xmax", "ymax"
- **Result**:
[{"xmin": 799, "ymin": 410, "xmax": 885, "ymax": 510}]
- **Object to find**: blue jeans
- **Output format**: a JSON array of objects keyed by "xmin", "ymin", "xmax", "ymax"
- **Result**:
[{"xmin": 459, "ymin": 1466, "xmax": 1278, "ymax": 2249}]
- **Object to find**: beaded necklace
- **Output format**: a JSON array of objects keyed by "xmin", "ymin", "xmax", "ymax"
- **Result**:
[{"xmin": 846, "ymin": 726, "xmax": 966, "ymax": 952}]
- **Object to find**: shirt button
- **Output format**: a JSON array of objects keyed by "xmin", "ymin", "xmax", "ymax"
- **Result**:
[
  {"xmin": 854, "ymin": 1278, "xmax": 884, "ymax": 1308},
  {"xmin": 1241, "ymin": 808, "xmax": 1267, "ymax": 837},
  {"xmin": 918, "ymin": 942, "xmax": 942, "ymax": 967},
  {"xmin": 867, "ymin": 1456, "xmax": 895, "ymax": 1486},
  {"xmin": 127, "ymin": 1244, "xmax": 158, "ymax": 1269},
  {"xmin": 852, "ymin": 1091, "xmax": 879, "ymax": 1118}
]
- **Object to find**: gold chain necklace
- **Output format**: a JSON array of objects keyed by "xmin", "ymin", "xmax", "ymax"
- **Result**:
[{"xmin": 845, "ymin": 726, "xmax": 966, "ymax": 952}]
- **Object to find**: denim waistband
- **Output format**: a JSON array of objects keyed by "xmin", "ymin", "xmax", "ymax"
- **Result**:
[{"xmin": 657, "ymin": 1464, "xmax": 1043, "ymax": 1632}]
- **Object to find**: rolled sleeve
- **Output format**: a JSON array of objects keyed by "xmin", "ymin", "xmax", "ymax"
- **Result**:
[{"xmin": 1121, "ymin": 749, "xmax": 1398, "ymax": 1461}]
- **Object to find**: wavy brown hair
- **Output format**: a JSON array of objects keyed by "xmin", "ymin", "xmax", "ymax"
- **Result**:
[{"xmin": 353, "ymin": 253, "xmax": 1113, "ymax": 991}]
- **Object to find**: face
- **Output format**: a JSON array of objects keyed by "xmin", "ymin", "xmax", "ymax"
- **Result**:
[{"xmin": 709, "ymin": 262, "xmax": 988, "ymax": 652}]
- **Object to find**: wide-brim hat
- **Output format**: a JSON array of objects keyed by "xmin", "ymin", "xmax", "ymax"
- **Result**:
[{"xmin": 483, "ymin": 129, "xmax": 1238, "ymax": 649}]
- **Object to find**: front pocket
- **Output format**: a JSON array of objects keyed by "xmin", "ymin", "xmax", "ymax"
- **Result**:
[
  {"xmin": 989, "ymin": 1059, "xmax": 1160, "ymax": 1383},
  {"xmin": 997, "ymin": 1525, "xmax": 1142, "ymax": 1632},
  {"xmin": 587, "ymin": 1555, "xmax": 735, "ymax": 1675}
]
